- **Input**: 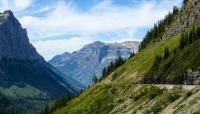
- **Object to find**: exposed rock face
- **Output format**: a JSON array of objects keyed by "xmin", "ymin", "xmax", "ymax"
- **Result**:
[
  {"xmin": 163, "ymin": 0, "xmax": 200, "ymax": 38},
  {"xmin": 121, "ymin": 41, "xmax": 140, "ymax": 53},
  {"xmin": 0, "ymin": 10, "xmax": 41, "ymax": 60},
  {"xmin": 49, "ymin": 41, "xmax": 140, "ymax": 86}
]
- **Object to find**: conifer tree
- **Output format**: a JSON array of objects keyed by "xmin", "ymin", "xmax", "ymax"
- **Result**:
[
  {"xmin": 183, "ymin": 0, "xmax": 188, "ymax": 5},
  {"xmin": 164, "ymin": 46, "xmax": 170, "ymax": 59},
  {"xmin": 92, "ymin": 74, "xmax": 98, "ymax": 84}
]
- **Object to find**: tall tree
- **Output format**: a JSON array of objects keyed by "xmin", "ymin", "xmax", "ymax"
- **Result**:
[
  {"xmin": 183, "ymin": 0, "xmax": 188, "ymax": 5},
  {"xmin": 92, "ymin": 74, "xmax": 98, "ymax": 84},
  {"xmin": 164, "ymin": 46, "xmax": 170, "ymax": 59}
]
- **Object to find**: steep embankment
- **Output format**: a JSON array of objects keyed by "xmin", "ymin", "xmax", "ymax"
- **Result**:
[{"xmin": 51, "ymin": 0, "xmax": 200, "ymax": 114}]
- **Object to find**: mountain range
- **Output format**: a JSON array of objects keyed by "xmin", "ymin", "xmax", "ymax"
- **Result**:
[{"xmin": 49, "ymin": 41, "xmax": 140, "ymax": 86}]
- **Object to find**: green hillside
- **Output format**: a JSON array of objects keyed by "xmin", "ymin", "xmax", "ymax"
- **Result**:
[
  {"xmin": 42, "ymin": 0, "xmax": 200, "ymax": 114},
  {"xmin": 143, "ymin": 26, "xmax": 200, "ymax": 84},
  {"xmin": 52, "ymin": 34, "xmax": 181, "ymax": 114}
]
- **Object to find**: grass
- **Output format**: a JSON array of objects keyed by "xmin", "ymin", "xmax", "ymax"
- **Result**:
[
  {"xmin": 145, "ymin": 91, "xmax": 180, "ymax": 114},
  {"xmin": 54, "ymin": 84, "xmax": 116, "ymax": 114},
  {"xmin": 0, "ymin": 83, "xmax": 48, "ymax": 99},
  {"xmin": 130, "ymin": 85, "xmax": 162, "ymax": 101},
  {"xmin": 111, "ymin": 35, "xmax": 180, "ymax": 83},
  {"xmin": 143, "ymin": 39, "xmax": 200, "ymax": 84},
  {"xmin": 53, "ymin": 36, "xmax": 182, "ymax": 114}
]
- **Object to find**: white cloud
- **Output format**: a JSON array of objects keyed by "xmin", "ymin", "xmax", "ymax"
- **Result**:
[
  {"xmin": 0, "ymin": 0, "xmax": 33, "ymax": 12},
  {"xmin": 1, "ymin": 0, "xmax": 181, "ymax": 60},
  {"xmin": 33, "ymin": 6, "xmax": 53, "ymax": 14},
  {"xmin": 33, "ymin": 38, "xmax": 93, "ymax": 60},
  {"xmin": 20, "ymin": 0, "xmax": 182, "ymax": 40},
  {"xmin": 33, "ymin": 36, "xmax": 141, "ymax": 61}
]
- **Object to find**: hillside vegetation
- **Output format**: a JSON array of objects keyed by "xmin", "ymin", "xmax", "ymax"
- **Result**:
[
  {"xmin": 143, "ymin": 25, "xmax": 200, "ymax": 84},
  {"xmin": 52, "ymin": 33, "xmax": 182, "ymax": 114},
  {"xmin": 43, "ymin": 0, "xmax": 200, "ymax": 114}
]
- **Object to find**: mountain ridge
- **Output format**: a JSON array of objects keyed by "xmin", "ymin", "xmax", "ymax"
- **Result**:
[
  {"xmin": 0, "ymin": 10, "xmax": 82, "ymax": 114},
  {"xmin": 49, "ymin": 41, "xmax": 140, "ymax": 86}
]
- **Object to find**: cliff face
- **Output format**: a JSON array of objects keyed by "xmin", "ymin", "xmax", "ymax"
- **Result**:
[
  {"xmin": 163, "ymin": 0, "xmax": 200, "ymax": 38},
  {"xmin": 0, "ymin": 11, "xmax": 82, "ymax": 114},
  {"xmin": 0, "ymin": 11, "xmax": 41, "ymax": 60}
]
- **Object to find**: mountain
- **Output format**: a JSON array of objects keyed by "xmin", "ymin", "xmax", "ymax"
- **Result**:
[
  {"xmin": 49, "ymin": 41, "xmax": 140, "ymax": 86},
  {"xmin": 0, "ymin": 10, "xmax": 82, "ymax": 114},
  {"xmin": 50, "ymin": 0, "xmax": 200, "ymax": 114}
]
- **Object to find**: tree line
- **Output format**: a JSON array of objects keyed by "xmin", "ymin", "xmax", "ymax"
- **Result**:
[
  {"xmin": 139, "ymin": 6, "xmax": 179, "ymax": 50},
  {"xmin": 142, "ymin": 25, "xmax": 200, "ymax": 84},
  {"xmin": 180, "ymin": 26, "xmax": 200, "ymax": 50},
  {"xmin": 40, "ymin": 96, "xmax": 70, "ymax": 114},
  {"xmin": 100, "ymin": 52, "xmax": 135, "ymax": 81},
  {"xmin": 99, "ymin": 56, "xmax": 126, "ymax": 81}
]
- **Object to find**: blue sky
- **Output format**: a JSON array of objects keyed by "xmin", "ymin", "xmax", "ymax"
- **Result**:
[{"xmin": 0, "ymin": 0, "xmax": 183, "ymax": 60}]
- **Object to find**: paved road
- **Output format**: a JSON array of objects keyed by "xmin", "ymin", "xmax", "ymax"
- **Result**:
[{"xmin": 133, "ymin": 84, "xmax": 199, "ymax": 90}]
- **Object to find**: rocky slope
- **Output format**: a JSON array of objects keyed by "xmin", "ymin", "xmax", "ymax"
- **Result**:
[
  {"xmin": 163, "ymin": 0, "xmax": 200, "ymax": 38},
  {"xmin": 49, "ymin": 41, "xmax": 139, "ymax": 86},
  {"xmin": 0, "ymin": 10, "xmax": 82, "ymax": 114}
]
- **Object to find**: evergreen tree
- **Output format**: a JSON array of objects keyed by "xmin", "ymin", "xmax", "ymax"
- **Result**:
[
  {"xmin": 100, "ymin": 56, "xmax": 126, "ymax": 80},
  {"xmin": 153, "ymin": 55, "xmax": 162, "ymax": 67},
  {"xmin": 183, "ymin": 0, "xmax": 188, "ymax": 5},
  {"xmin": 129, "ymin": 51, "xmax": 135, "ymax": 58},
  {"xmin": 140, "ymin": 6, "xmax": 179, "ymax": 50},
  {"xmin": 92, "ymin": 74, "xmax": 98, "ymax": 84},
  {"xmin": 179, "ymin": 26, "xmax": 200, "ymax": 50},
  {"xmin": 164, "ymin": 46, "xmax": 170, "ymax": 59},
  {"xmin": 40, "ymin": 96, "xmax": 70, "ymax": 114}
]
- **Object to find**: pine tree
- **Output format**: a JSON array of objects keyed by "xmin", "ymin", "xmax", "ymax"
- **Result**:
[
  {"xmin": 139, "ymin": 6, "xmax": 179, "ymax": 50},
  {"xmin": 179, "ymin": 26, "xmax": 200, "ymax": 50},
  {"xmin": 92, "ymin": 74, "xmax": 98, "ymax": 84},
  {"xmin": 129, "ymin": 51, "xmax": 135, "ymax": 58},
  {"xmin": 183, "ymin": 0, "xmax": 188, "ymax": 5},
  {"xmin": 164, "ymin": 46, "xmax": 170, "ymax": 59},
  {"xmin": 153, "ymin": 55, "xmax": 162, "ymax": 67},
  {"xmin": 100, "ymin": 56, "xmax": 126, "ymax": 80}
]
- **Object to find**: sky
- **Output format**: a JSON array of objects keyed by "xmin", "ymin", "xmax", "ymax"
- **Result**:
[{"xmin": 0, "ymin": 0, "xmax": 183, "ymax": 60}]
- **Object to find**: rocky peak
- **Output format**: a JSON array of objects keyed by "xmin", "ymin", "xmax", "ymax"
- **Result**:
[
  {"xmin": 82, "ymin": 41, "xmax": 105, "ymax": 49},
  {"xmin": 49, "ymin": 41, "xmax": 139, "ymax": 86},
  {"xmin": 0, "ymin": 10, "xmax": 42, "ymax": 61},
  {"xmin": 120, "ymin": 41, "xmax": 140, "ymax": 53},
  {"xmin": 0, "ymin": 10, "xmax": 15, "ymax": 24}
]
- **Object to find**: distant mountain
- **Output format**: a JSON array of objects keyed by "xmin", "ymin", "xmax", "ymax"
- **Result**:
[
  {"xmin": 49, "ymin": 41, "xmax": 140, "ymax": 86},
  {"xmin": 0, "ymin": 10, "xmax": 82, "ymax": 114}
]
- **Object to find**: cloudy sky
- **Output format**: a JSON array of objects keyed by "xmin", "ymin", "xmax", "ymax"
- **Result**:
[{"xmin": 0, "ymin": 0, "xmax": 182, "ymax": 60}]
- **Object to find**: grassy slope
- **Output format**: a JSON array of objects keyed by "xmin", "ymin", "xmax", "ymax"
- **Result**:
[
  {"xmin": 0, "ymin": 84, "xmax": 51, "ymax": 114},
  {"xmin": 52, "ymin": 1, "xmax": 200, "ymax": 113},
  {"xmin": 142, "ymin": 25, "xmax": 200, "ymax": 84},
  {"xmin": 54, "ymin": 36, "xmax": 181, "ymax": 114}
]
